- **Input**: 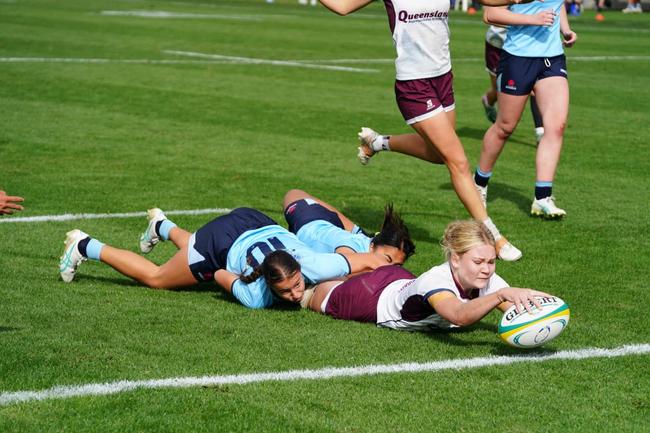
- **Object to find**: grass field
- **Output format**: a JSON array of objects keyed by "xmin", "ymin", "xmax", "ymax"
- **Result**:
[{"xmin": 1, "ymin": 0, "xmax": 649, "ymax": 431}]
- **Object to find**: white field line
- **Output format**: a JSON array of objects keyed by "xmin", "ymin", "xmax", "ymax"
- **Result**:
[
  {"xmin": 1, "ymin": 344, "xmax": 648, "ymax": 406},
  {"xmin": 100, "ymin": 10, "xmax": 264, "ymax": 20},
  {"xmin": 163, "ymin": 50, "xmax": 379, "ymax": 73},
  {"xmin": 0, "ymin": 208, "xmax": 232, "ymax": 224},
  {"xmin": 0, "ymin": 57, "xmax": 254, "ymax": 66}
]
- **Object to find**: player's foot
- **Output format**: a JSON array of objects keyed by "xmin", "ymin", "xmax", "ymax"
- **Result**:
[
  {"xmin": 531, "ymin": 196, "xmax": 566, "ymax": 219},
  {"xmin": 475, "ymin": 183, "xmax": 488, "ymax": 209},
  {"xmin": 622, "ymin": 5, "xmax": 636, "ymax": 12},
  {"xmin": 481, "ymin": 95, "xmax": 497, "ymax": 123},
  {"xmin": 357, "ymin": 127, "xmax": 379, "ymax": 165},
  {"xmin": 140, "ymin": 208, "xmax": 168, "ymax": 253},
  {"xmin": 495, "ymin": 237, "xmax": 522, "ymax": 262},
  {"xmin": 60, "ymin": 229, "xmax": 89, "ymax": 283}
]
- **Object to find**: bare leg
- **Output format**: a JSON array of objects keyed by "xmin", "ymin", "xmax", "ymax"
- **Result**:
[
  {"xmin": 283, "ymin": 189, "xmax": 357, "ymax": 231},
  {"xmin": 531, "ymin": 77, "xmax": 569, "ymax": 182},
  {"xmin": 99, "ymin": 246, "xmax": 197, "ymax": 289},
  {"xmin": 168, "ymin": 226, "xmax": 192, "ymax": 250},
  {"xmin": 478, "ymin": 93, "xmax": 529, "ymax": 173},
  {"xmin": 410, "ymin": 112, "xmax": 488, "ymax": 220}
]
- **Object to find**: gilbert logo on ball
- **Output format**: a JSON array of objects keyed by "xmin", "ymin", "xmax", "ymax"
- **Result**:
[{"xmin": 498, "ymin": 296, "xmax": 570, "ymax": 348}]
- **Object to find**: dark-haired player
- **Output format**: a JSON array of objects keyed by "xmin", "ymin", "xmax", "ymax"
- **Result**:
[
  {"xmin": 59, "ymin": 207, "xmax": 390, "ymax": 309},
  {"xmin": 283, "ymin": 189, "xmax": 415, "ymax": 267}
]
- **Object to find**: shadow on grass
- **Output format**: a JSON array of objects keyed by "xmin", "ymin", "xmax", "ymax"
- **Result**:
[
  {"xmin": 66, "ymin": 275, "xmax": 217, "ymax": 292},
  {"xmin": 0, "ymin": 326, "xmax": 20, "ymax": 333}
]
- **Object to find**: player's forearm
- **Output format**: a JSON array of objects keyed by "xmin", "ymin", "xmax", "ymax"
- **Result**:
[
  {"xmin": 444, "ymin": 293, "xmax": 503, "ymax": 327},
  {"xmin": 483, "ymin": 6, "xmax": 537, "ymax": 26},
  {"xmin": 559, "ymin": 6, "xmax": 571, "ymax": 33},
  {"xmin": 478, "ymin": 0, "xmax": 533, "ymax": 7},
  {"xmin": 318, "ymin": 0, "xmax": 373, "ymax": 15}
]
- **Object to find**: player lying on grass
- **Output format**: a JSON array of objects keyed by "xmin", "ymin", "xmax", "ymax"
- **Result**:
[
  {"xmin": 59, "ymin": 207, "xmax": 392, "ymax": 309},
  {"xmin": 283, "ymin": 189, "xmax": 415, "ymax": 266},
  {"xmin": 303, "ymin": 220, "xmax": 549, "ymax": 329}
]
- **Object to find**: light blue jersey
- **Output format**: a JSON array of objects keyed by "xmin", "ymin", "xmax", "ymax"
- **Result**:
[
  {"xmin": 227, "ymin": 225, "xmax": 351, "ymax": 309},
  {"xmin": 296, "ymin": 220, "xmax": 372, "ymax": 254},
  {"xmin": 503, "ymin": 0, "xmax": 564, "ymax": 58}
]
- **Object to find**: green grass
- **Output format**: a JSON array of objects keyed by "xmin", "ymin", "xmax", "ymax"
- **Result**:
[{"xmin": 1, "ymin": 1, "xmax": 649, "ymax": 431}]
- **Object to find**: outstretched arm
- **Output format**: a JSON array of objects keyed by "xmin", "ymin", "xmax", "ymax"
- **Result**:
[
  {"xmin": 341, "ymin": 251, "xmax": 390, "ymax": 274},
  {"xmin": 479, "ymin": 0, "xmax": 536, "ymax": 6},
  {"xmin": 484, "ymin": 5, "xmax": 556, "ymax": 26},
  {"xmin": 318, "ymin": 0, "xmax": 374, "ymax": 15},
  {"xmin": 430, "ymin": 287, "xmax": 550, "ymax": 327}
]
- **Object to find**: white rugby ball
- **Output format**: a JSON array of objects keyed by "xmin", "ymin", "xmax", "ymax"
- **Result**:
[{"xmin": 498, "ymin": 296, "xmax": 570, "ymax": 348}]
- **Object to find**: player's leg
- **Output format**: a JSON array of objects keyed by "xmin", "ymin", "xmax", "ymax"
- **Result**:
[
  {"xmin": 530, "ymin": 76, "xmax": 569, "ymax": 218},
  {"xmin": 410, "ymin": 114, "xmax": 521, "ymax": 260},
  {"xmin": 530, "ymin": 94, "xmax": 544, "ymax": 144},
  {"xmin": 357, "ymin": 130, "xmax": 445, "ymax": 165},
  {"xmin": 477, "ymin": 92, "xmax": 528, "ymax": 176},
  {"xmin": 60, "ymin": 230, "xmax": 196, "ymax": 288},
  {"xmin": 100, "ymin": 246, "xmax": 197, "ymax": 289},
  {"xmin": 283, "ymin": 189, "xmax": 357, "ymax": 232},
  {"xmin": 140, "ymin": 208, "xmax": 191, "ymax": 253}
]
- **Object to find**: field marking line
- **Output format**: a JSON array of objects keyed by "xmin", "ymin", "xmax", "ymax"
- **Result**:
[
  {"xmin": 1, "ymin": 344, "xmax": 648, "ymax": 406},
  {"xmin": 0, "ymin": 57, "xmax": 257, "ymax": 65},
  {"xmin": 0, "ymin": 208, "xmax": 233, "ymax": 224},
  {"xmin": 163, "ymin": 50, "xmax": 379, "ymax": 73},
  {"xmin": 99, "ymin": 10, "xmax": 265, "ymax": 20}
]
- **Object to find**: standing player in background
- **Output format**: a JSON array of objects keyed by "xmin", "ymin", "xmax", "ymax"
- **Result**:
[
  {"xmin": 476, "ymin": 4, "xmax": 576, "ymax": 219},
  {"xmin": 481, "ymin": 25, "xmax": 544, "ymax": 142},
  {"xmin": 0, "ymin": 190, "xmax": 24, "ymax": 215},
  {"xmin": 318, "ymin": 0, "xmax": 537, "ymax": 262},
  {"xmin": 282, "ymin": 188, "xmax": 415, "ymax": 262},
  {"xmin": 59, "ymin": 207, "xmax": 390, "ymax": 309},
  {"xmin": 305, "ymin": 220, "xmax": 549, "ymax": 330}
]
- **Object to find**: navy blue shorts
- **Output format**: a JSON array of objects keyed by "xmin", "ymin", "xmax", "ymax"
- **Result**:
[
  {"xmin": 325, "ymin": 265, "xmax": 416, "ymax": 323},
  {"xmin": 188, "ymin": 208, "xmax": 277, "ymax": 282},
  {"xmin": 284, "ymin": 199, "xmax": 344, "ymax": 234},
  {"xmin": 497, "ymin": 52, "xmax": 567, "ymax": 96}
]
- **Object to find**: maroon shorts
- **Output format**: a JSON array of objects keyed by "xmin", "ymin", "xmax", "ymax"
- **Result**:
[
  {"xmin": 394, "ymin": 70, "xmax": 455, "ymax": 125},
  {"xmin": 485, "ymin": 42, "xmax": 502, "ymax": 77},
  {"xmin": 325, "ymin": 265, "xmax": 416, "ymax": 323}
]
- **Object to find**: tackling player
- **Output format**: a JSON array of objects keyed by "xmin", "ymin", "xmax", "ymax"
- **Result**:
[{"xmin": 59, "ymin": 207, "xmax": 390, "ymax": 309}]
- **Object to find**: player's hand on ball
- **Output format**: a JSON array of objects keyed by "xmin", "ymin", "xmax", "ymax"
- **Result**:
[{"xmin": 497, "ymin": 287, "xmax": 551, "ymax": 314}]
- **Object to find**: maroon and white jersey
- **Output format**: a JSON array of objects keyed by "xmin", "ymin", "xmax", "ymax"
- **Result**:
[
  {"xmin": 376, "ymin": 262, "xmax": 508, "ymax": 331},
  {"xmin": 383, "ymin": 0, "xmax": 452, "ymax": 80}
]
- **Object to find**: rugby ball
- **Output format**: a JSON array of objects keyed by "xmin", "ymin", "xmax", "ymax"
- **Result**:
[{"xmin": 498, "ymin": 296, "xmax": 570, "ymax": 348}]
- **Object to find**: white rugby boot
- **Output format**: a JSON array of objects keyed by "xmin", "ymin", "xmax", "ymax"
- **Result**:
[
  {"xmin": 357, "ymin": 127, "xmax": 380, "ymax": 165},
  {"xmin": 495, "ymin": 237, "xmax": 523, "ymax": 262},
  {"xmin": 139, "ymin": 208, "xmax": 168, "ymax": 253},
  {"xmin": 60, "ymin": 229, "xmax": 89, "ymax": 283},
  {"xmin": 531, "ymin": 196, "xmax": 566, "ymax": 219}
]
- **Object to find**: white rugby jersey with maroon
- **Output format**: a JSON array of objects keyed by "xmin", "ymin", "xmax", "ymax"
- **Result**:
[
  {"xmin": 383, "ymin": 0, "xmax": 452, "ymax": 80},
  {"xmin": 376, "ymin": 262, "xmax": 509, "ymax": 331}
]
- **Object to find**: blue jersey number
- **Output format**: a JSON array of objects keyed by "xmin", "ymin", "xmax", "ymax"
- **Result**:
[{"xmin": 245, "ymin": 237, "xmax": 287, "ymax": 268}]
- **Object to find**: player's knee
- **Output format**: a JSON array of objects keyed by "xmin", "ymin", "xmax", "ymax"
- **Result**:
[
  {"xmin": 496, "ymin": 122, "xmax": 516, "ymax": 139},
  {"xmin": 283, "ymin": 189, "xmax": 307, "ymax": 208},
  {"xmin": 446, "ymin": 155, "xmax": 470, "ymax": 175}
]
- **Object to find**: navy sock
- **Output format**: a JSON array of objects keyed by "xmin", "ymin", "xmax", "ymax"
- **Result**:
[
  {"xmin": 535, "ymin": 182, "xmax": 553, "ymax": 200},
  {"xmin": 474, "ymin": 168, "xmax": 492, "ymax": 187},
  {"xmin": 77, "ymin": 237, "xmax": 91, "ymax": 257}
]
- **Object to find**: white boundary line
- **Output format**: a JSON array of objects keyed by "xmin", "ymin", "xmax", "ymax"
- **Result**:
[
  {"xmin": 0, "ymin": 208, "xmax": 232, "ymax": 224},
  {"xmin": 100, "ymin": 10, "xmax": 264, "ymax": 20},
  {"xmin": 163, "ymin": 50, "xmax": 379, "ymax": 73},
  {"xmin": 1, "ymin": 344, "xmax": 648, "ymax": 406}
]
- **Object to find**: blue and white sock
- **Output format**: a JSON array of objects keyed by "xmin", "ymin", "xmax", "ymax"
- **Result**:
[
  {"xmin": 474, "ymin": 167, "xmax": 492, "ymax": 187},
  {"xmin": 156, "ymin": 219, "xmax": 177, "ymax": 241}
]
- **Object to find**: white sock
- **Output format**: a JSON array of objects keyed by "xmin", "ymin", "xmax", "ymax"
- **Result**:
[
  {"xmin": 371, "ymin": 135, "xmax": 391, "ymax": 152},
  {"xmin": 482, "ymin": 218, "xmax": 502, "ymax": 241}
]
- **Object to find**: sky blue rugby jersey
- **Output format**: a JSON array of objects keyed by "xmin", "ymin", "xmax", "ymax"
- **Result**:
[
  {"xmin": 296, "ymin": 220, "xmax": 372, "ymax": 254},
  {"xmin": 227, "ymin": 225, "xmax": 351, "ymax": 309},
  {"xmin": 503, "ymin": 0, "xmax": 565, "ymax": 58}
]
